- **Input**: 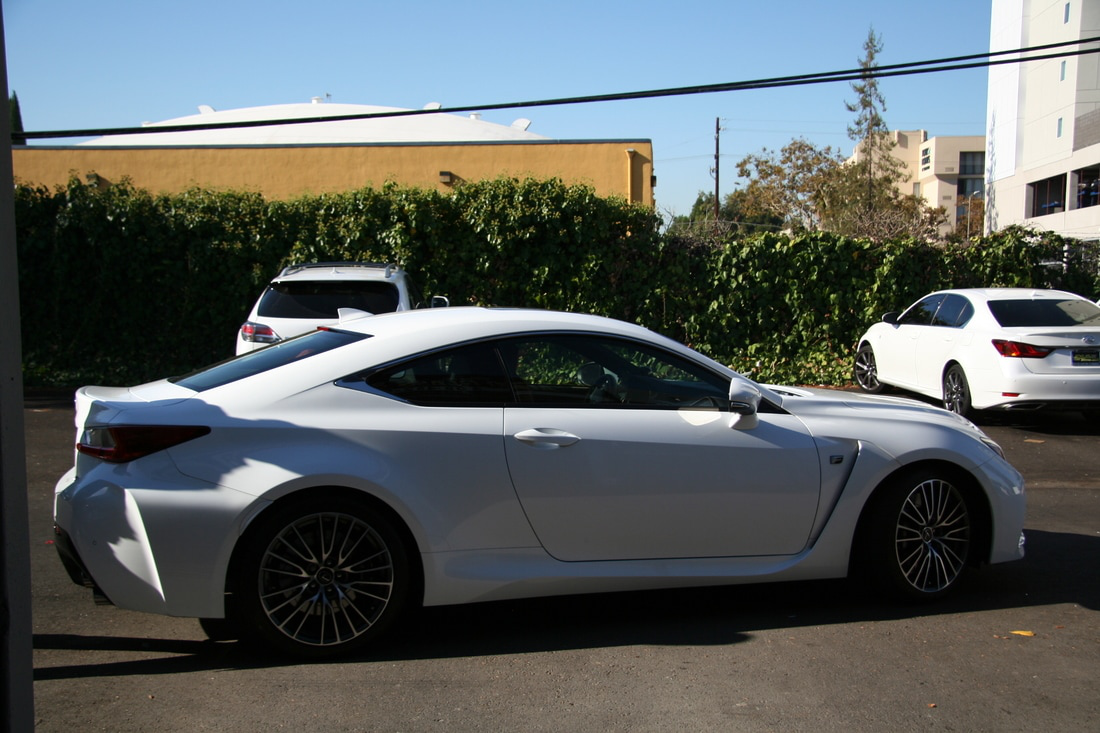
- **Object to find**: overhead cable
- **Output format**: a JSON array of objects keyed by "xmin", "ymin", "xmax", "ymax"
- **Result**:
[{"xmin": 15, "ymin": 35, "xmax": 1100, "ymax": 142}]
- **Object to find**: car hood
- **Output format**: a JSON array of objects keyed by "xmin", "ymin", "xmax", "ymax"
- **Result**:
[{"xmin": 767, "ymin": 384, "xmax": 984, "ymax": 432}]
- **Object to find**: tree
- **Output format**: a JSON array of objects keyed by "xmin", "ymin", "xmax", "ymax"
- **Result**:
[
  {"xmin": 844, "ymin": 28, "xmax": 907, "ymax": 216},
  {"xmin": 9, "ymin": 91, "xmax": 25, "ymax": 145},
  {"xmin": 736, "ymin": 138, "xmax": 845, "ymax": 231}
]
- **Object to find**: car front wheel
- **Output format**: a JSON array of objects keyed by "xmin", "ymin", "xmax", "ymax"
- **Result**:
[
  {"xmin": 942, "ymin": 364, "xmax": 973, "ymax": 418},
  {"xmin": 854, "ymin": 343, "xmax": 884, "ymax": 393},
  {"xmin": 864, "ymin": 468, "xmax": 973, "ymax": 600},
  {"xmin": 234, "ymin": 494, "xmax": 411, "ymax": 659}
]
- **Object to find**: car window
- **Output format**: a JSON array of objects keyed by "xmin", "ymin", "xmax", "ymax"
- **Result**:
[
  {"xmin": 987, "ymin": 298, "xmax": 1100, "ymax": 327},
  {"xmin": 932, "ymin": 294, "xmax": 975, "ymax": 327},
  {"xmin": 501, "ymin": 334, "xmax": 732, "ymax": 409},
  {"xmin": 898, "ymin": 294, "xmax": 946, "ymax": 326},
  {"xmin": 258, "ymin": 281, "xmax": 401, "ymax": 318},
  {"xmin": 365, "ymin": 342, "xmax": 513, "ymax": 406},
  {"xmin": 174, "ymin": 329, "xmax": 367, "ymax": 391}
]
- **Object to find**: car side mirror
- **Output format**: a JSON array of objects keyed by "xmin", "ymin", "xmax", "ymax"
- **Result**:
[
  {"xmin": 728, "ymin": 380, "xmax": 761, "ymax": 430},
  {"xmin": 430, "ymin": 295, "xmax": 450, "ymax": 308},
  {"xmin": 881, "ymin": 311, "xmax": 899, "ymax": 325}
]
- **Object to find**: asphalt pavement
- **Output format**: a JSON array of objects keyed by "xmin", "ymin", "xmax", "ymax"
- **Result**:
[{"xmin": 21, "ymin": 399, "xmax": 1100, "ymax": 732}]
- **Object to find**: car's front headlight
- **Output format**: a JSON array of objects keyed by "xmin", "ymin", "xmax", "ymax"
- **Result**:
[{"xmin": 980, "ymin": 435, "xmax": 1006, "ymax": 460}]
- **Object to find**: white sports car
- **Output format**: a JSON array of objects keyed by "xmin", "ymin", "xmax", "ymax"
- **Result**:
[
  {"xmin": 55, "ymin": 307, "xmax": 1026, "ymax": 658},
  {"xmin": 854, "ymin": 288, "xmax": 1100, "ymax": 417}
]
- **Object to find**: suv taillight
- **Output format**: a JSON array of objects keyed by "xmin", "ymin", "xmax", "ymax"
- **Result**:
[
  {"xmin": 240, "ymin": 321, "xmax": 280, "ymax": 344},
  {"xmin": 78, "ymin": 426, "xmax": 211, "ymax": 463},
  {"xmin": 992, "ymin": 339, "xmax": 1054, "ymax": 358}
]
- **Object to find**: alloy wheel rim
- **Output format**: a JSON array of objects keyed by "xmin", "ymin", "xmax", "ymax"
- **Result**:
[
  {"xmin": 895, "ymin": 479, "xmax": 970, "ymax": 593},
  {"xmin": 855, "ymin": 350, "xmax": 879, "ymax": 390},
  {"xmin": 944, "ymin": 372, "xmax": 966, "ymax": 413},
  {"xmin": 258, "ymin": 512, "xmax": 394, "ymax": 647}
]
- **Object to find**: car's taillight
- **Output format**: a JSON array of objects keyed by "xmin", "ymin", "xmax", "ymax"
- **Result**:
[
  {"xmin": 240, "ymin": 321, "xmax": 280, "ymax": 344},
  {"xmin": 992, "ymin": 339, "xmax": 1054, "ymax": 358},
  {"xmin": 77, "ymin": 426, "xmax": 211, "ymax": 463}
]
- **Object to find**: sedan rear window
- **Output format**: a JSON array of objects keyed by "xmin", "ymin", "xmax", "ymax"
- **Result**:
[
  {"xmin": 172, "ymin": 329, "xmax": 368, "ymax": 391},
  {"xmin": 258, "ymin": 281, "xmax": 400, "ymax": 318},
  {"xmin": 987, "ymin": 298, "xmax": 1100, "ymax": 327}
]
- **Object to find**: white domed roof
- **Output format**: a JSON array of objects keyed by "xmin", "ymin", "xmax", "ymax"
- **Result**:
[{"xmin": 81, "ymin": 101, "xmax": 549, "ymax": 146}]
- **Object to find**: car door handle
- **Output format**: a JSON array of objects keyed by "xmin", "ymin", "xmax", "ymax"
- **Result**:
[{"xmin": 513, "ymin": 428, "xmax": 581, "ymax": 449}]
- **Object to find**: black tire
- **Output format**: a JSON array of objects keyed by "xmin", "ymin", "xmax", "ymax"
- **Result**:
[
  {"xmin": 233, "ymin": 493, "xmax": 411, "ymax": 659},
  {"xmin": 853, "ymin": 343, "xmax": 884, "ymax": 394},
  {"xmin": 942, "ymin": 364, "xmax": 973, "ymax": 418},
  {"xmin": 198, "ymin": 616, "xmax": 240, "ymax": 642},
  {"xmin": 863, "ymin": 468, "xmax": 973, "ymax": 601}
]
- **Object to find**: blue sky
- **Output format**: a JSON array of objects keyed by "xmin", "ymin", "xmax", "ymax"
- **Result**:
[{"xmin": 3, "ymin": 0, "xmax": 994, "ymax": 218}]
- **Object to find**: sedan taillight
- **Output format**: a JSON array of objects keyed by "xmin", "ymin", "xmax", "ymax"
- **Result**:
[
  {"xmin": 240, "ymin": 321, "xmax": 280, "ymax": 344},
  {"xmin": 992, "ymin": 339, "xmax": 1054, "ymax": 358},
  {"xmin": 77, "ymin": 426, "xmax": 211, "ymax": 463}
]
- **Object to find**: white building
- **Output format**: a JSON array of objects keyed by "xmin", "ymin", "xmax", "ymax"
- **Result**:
[{"xmin": 986, "ymin": 0, "xmax": 1100, "ymax": 239}]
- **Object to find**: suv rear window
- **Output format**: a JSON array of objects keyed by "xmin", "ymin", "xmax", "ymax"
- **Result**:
[
  {"xmin": 258, "ymin": 281, "xmax": 401, "ymax": 318},
  {"xmin": 987, "ymin": 299, "xmax": 1100, "ymax": 327}
]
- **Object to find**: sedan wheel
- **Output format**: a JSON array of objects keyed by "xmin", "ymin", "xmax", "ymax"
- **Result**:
[
  {"xmin": 865, "ymin": 469, "xmax": 972, "ymax": 600},
  {"xmin": 853, "ymin": 344, "xmax": 884, "ymax": 393},
  {"xmin": 235, "ymin": 495, "xmax": 410, "ymax": 658},
  {"xmin": 942, "ymin": 365, "xmax": 973, "ymax": 418}
]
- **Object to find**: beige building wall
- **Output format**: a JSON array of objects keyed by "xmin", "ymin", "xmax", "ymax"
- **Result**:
[
  {"xmin": 987, "ymin": 0, "xmax": 1100, "ymax": 239},
  {"xmin": 11, "ymin": 140, "xmax": 655, "ymax": 205},
  {"xmin": 884, "ymin": 130, "xmax": 987, "ymax": 234}
]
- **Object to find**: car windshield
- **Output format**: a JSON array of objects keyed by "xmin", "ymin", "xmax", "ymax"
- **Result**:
[
  {"xmin": 986, "ymin": 298, "xmax": 1100, "ymax": 327},
  {"xmin": 172, "ymin": 329, "xmax": 368, "ymax": 391},
  {"xmin": 258, "ymin": 281, "xmax": 400, "ymax": 318}
]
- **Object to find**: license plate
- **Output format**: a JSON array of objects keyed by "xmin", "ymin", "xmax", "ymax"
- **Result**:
[{"xmin": 1072, "ymin": 349, "xmax": 1099, "ymax": 365}]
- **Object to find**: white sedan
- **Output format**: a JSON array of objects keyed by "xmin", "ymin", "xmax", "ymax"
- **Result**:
[
  {"xmin": 55, "ymin": 307, "xmax": 1026, "ymax": 658},
  {"xmin": 854, "ymin": 288, "xmax": 1100, "ymax": 417}
]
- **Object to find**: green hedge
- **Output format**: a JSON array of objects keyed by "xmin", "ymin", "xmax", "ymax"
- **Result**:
[{"xmin": 14, "ymin": 176, "xmax": 1100, "ymax": 388}]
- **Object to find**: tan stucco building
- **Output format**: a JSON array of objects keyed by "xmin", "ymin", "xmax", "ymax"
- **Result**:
[{"xmin": 11, "ymin": 101, "xmax": 655, "ymax": 205}]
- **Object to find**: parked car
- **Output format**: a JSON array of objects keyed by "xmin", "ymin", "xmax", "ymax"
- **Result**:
[
  {"xmin": 235, "ymin": 261, "xmax": 447, "ymax": 354},
  {"xmin": 854, "ymin": 288, "xmax": 1100, "ymax": 418},
  {"xmin": 55, "ymin": 307, "xmax": 1026, "ymax": 658}
]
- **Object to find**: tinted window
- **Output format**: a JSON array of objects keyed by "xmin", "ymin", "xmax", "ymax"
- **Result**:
[
  {"xmin": 898, "ymin": 294, "xmax": 946, "ymax": 326},
  {"xmin": 173, "ymin": 329, "xmax": 366, "ymax": 392},
  {"xmin": 987, "ymin": 298, "xmax": 1100, "ymax": 327},
  {"xmin": 366, "ymin": 342, "xmax": 513, "ymax": 406},
  {"xmin": 502, "ymin": 334, "xmax": 731, "ymax": 408},
  {"xmin": 932, "ymin": 294, "xmax": 975, "ymax": 327},
  {"xmin": 258, "ymin": 281, "xmax": 400, "ymax": 318}
]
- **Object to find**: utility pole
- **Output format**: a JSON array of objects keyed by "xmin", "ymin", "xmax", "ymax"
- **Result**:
[{"xmin": 713, "ymin": 117, "xmax": 720, "ymax": 223}]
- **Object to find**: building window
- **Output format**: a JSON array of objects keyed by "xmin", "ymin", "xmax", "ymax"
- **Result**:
[
  {"xmin": 1074, "ymin": 165, "xmax": 1100, "ymax": 209},
  {"xmin": 1065, "ymin": 3, "xmax": 1071, "ymax": 23},
  {"xmin": 1029, "ymin": 174, "xmax": 1067, "ymax": 217},
  {"xmin": 1061, "ymin": 60, "xmax": 1067, "ymax": 80},
  {"xmin": 913, "ymin": 182, "xmax": 921, "ymax": 196},
  {"xmin": 959, "ymin": 177, "xmax": 984, "ymax": 199},
  {"xmin": 1058, "ymin": 118, "xmax": 1064, "ymax": 137},
  {"xmin": 921, "ymin": 147, "xmax": 930, "ymax": 168},
  {"xmin": 959, "ymin": 151, "xmax": 984, "ymax": 175}
]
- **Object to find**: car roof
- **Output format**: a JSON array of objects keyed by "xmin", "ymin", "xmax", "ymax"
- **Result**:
[
  {"xmin": 933, "ymin": 288, "xmax": 1088, "ymax": 303},
  {"xmin": 330, "ymin": 307, "xmax": 714, "ymax": 366},
  {"xmin": 272, "ymin": 262, "xmax": 404, "ymax": 282}
]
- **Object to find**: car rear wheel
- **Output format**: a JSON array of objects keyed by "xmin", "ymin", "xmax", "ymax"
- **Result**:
[
  {"xmin": 942, "ymin": 365, "xmax": 973, "ymax": 418},
  {"xmin": 234, "ymin": 494, "xmax": 410, "ymax": 659},
  {"xmin": 854, "ymin": 344, "xmax": 884, "ymax": 393},
  {"xmin": 864, "ymin": 468, "xmax": 972, "ymax": 600}
]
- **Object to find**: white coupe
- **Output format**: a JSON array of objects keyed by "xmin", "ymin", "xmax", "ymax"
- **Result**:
[
  {"xmin": 855, "ymin": 288, "xmax": 1100, "ymax": 418},
  {"xmin": 55, "ymin": 307, "xmax": 1026, "ymax": 658}
]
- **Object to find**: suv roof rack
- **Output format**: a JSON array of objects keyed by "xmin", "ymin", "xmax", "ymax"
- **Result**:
[{"xmin": 278, "ymin": 262, "xmax": 398, "ymax": 278}]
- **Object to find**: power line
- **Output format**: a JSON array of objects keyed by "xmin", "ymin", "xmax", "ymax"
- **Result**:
[{"xmin": 15, "ymin": 35, "xmax": 1100, "ymax": 142}]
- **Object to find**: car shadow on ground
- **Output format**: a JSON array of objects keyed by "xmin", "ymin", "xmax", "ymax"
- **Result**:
[
  {"xmin": 868, "ymin": 387, "xmax": 1100, "ymax": 435},
  {"xmin": 32, "ymin": 528, "xmax": 1098, "ymax": 679}
]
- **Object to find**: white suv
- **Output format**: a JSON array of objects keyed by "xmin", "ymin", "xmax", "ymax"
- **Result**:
[{"xmin": 236, "ymin": 262, "xmax": 447, "ymax": 354}]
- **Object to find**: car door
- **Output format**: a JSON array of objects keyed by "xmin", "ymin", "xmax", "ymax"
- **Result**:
[
  {"xmin": 498, "ymin": 334, "xmax": 821, "ymax": 562},
  {"xmin": 877, "ymin": 294, "xmax": 946, "ymax": 390},
  {"xmin": 913, "ymin": 293, "xmax": 975, "ymax": 394}
]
